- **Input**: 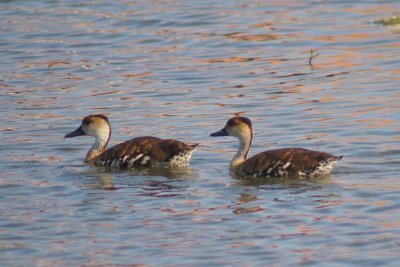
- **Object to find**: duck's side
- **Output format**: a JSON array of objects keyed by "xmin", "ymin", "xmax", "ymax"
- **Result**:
[
  {"xmin": 94, "ymin": 136, "xmax": 198, "ymax": 168},
  {"xmin": 65, "ymin": 114, "xmax": 198, "ymax": 169},
  {"xmin": 236, "ymin": 148, "xmax": 342, "ymax": 178}
]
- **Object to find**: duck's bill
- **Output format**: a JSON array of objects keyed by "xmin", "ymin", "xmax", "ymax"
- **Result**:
[
  {"xmin": 65, "ymin": 126, "xmax": 84, "ymax": 138},
  {"xmin": 210, "ymin": 127, "xmax": 228, "ymax": 137}
]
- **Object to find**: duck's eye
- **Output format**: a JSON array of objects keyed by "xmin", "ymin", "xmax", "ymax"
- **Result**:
[{"xmin": 82, "ymin": 119, "xmax": 91, "ymax": 125}]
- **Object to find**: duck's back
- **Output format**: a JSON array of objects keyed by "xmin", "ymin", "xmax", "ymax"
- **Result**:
[
  {"xmin": 94, "ymin": 136, "xmax": 197, "ymax": 168},
  {"xmin": 238, "ymin": 148, "xmax": 341, "ymax": 178}
]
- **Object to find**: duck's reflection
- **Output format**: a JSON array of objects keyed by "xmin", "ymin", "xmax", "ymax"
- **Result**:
[
  {"xmin": 127, "ymin": 166, "xmax": 197, "ymax": 179},
  {"xmin": 95, "ymin": 172, "xmax": 115, "ymax": 190},
  {"xmin": 84, "ymin": 166, "xmax": 197, "ymax": 190},
  {"xmin": 232, "ymin": 192, "xmax": 262, "ymax": 214},
  {"xmin": 232, "ymin": 173, "xmax": 333, "ymax": 189},
  {"xmin": 230, "ymin": 175, "xmax": 335, "ymax": 214}
]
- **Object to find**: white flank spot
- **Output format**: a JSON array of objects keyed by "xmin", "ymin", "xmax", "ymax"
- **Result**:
[
  {"xmin": 122, "ymin": 155, "xmax": 128, "ymax": 163},
  {"xmin": 128, "ymin": 154, "xmax": 144, "ymax": 166},
  {"xmin": 141, "ymin": 156, "xmax": 150, "ymax": 165},
  {"xmin": 282, "ymin": 162, "xmax": 291, "ymax": 169}
]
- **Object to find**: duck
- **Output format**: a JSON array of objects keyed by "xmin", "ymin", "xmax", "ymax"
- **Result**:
[
  {"xmin": 65, "ymin": 114, "xmax": 198, "ymax": 168},
  {"xmin": 210, "ymin": 116, "xmax": 342, "ymax": 178}
]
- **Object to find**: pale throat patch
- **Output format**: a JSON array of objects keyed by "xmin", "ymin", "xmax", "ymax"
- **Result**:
[
  {"xmin": 86, "ymin": 124, "xmax": 110, "ymax": 162},
  {"xmin": 229, "ymin": 127, "xmax": 252, "ymax": 171}
]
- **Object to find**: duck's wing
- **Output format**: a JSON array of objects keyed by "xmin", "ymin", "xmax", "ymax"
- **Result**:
[
  {"xmin": 149, "ymin": 139, "xmax": 199, "ymax": 167},
  {"xmin": 94, "ymin": 136, "xmax": 197, "ymax": 168},
  {"xmin": 238, "ymin": 148, "xmax": 339, "ymax": 177},
  {"xmin": 92, "ymin": 136, "xmax": 159, "ymax": 168},
  {"xmin": 151, "ymin": 139, "xmax": 198, "ymax": 157}
]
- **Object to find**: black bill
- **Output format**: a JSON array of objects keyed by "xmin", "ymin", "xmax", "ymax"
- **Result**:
[
  {"xmin": 210, "ymin": 127, "xmax": 228, "ymax": 137},
  {"xmin": 65, "ymin": 126, "xmax": 85, "ymax": 138}
]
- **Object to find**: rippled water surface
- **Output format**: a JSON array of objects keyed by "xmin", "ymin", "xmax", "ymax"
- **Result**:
[{"xmin": 1, "ymin": 0, "xmax": 400, "ymax": 266}]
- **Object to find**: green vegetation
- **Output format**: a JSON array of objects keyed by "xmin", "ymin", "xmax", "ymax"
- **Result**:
[{"xmin": 374, "ymin": 16, "xmax": 400, "ymax": 26}]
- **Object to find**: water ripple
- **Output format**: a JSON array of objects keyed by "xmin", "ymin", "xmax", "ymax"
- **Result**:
[{"xmin": 1, "ymin": 0, "xmax": 400, "ymax": 266}]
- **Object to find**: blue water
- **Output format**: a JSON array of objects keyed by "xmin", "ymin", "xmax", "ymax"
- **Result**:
[{"xmin": 1, "ymin": 0, "xmax": 400, "ymax": 266}]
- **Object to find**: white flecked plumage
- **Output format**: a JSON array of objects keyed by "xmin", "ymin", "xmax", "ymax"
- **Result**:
[
  {"xmin": 65, "ymin": 114, "xmax": 198, "ymax": 168},
  {"xmin": 210, "ymin": 116, "xmax": 342, "ymax": 178}
]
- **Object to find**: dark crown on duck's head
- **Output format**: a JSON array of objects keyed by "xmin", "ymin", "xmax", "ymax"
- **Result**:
[
  {"xmin": 227, "ymin": 117, "xmax": 252, "ymax": 129},
  {"xmin": 210, "ymin": 116, "xmax": 253, "ymax": 137},
  {"xmin": 65, "ymin": 114, "xmax": 111, "ymax": 138},
  {"xmin": 82, "ymin": 114, "xmax": 109, "ymax": 126}
]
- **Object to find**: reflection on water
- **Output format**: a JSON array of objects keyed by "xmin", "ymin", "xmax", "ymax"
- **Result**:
[
  {"xmin": 234, "ymin": 174, "xmax": 332, "ymax": 189},
  {"xmin": 1, "ymin": 0, "xmax": 400, "ymax": 266},
  {"xmin": 70, "ymin": 166, "xmax": 197, "ymax": 192}
]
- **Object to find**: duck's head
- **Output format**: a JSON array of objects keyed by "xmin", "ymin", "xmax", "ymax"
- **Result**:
[
  {"xmin": 65, "ymin": 114, "xmax": 111, "ymax": 139},
  {"xmin": 210, "ymin": 116, "xmax": 253, "ymax": 139}
]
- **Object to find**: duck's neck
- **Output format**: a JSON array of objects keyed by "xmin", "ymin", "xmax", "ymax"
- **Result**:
[
  {"xmin": 85, "ymin": 128, "xmax": 111, "ymax": 162},
  {"xmin": 230, "ymin": 131, "xmax": 252, "ymax": 171}
]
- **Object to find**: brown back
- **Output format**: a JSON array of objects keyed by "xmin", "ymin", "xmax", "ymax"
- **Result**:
[
  {"xmin": 239, "ymin": 148, "xmax": 336, "ymax": 175},
  {"xmin": 95, "ymin": 136, "xmax": 194, "ymax": 167}
]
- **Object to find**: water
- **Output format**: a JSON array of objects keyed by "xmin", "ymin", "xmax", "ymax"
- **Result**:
[{"xmin": 1, "ymin": 0, "xmax": 400, "ymax": 266}]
